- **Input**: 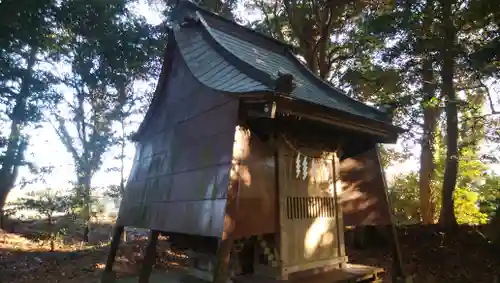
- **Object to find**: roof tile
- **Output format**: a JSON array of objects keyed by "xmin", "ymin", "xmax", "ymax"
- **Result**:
[{"xmin": 173, "ymin": 4, "xmax": 388, "ymax": 122}]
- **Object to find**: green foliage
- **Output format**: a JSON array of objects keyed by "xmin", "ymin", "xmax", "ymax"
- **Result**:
[
  {"xmin": 388, "ymin": 172, "xmax": 421, "ymax": 225},
  {"xmin": 246, "ymin": 0, "xmax": 370, "ymax": 79},
  {"xmin": 0, "ymin": 0, "xmax": 62, "ymax": 211},
  {"xmin": 389, "ymin": 173, "xmax": 491, "ymax": 225},
  {"xmin": 390, "ymin": 130, "xmax": 493, "ymax": 225},
  {"xmin": 53, "ymin": 0, "xmax": 162, "ymax": 175},
  {"xmin": 454, "ymin": 187, "xmax": 489, "ymax": 224},
  {"xmin": 104, "ymin": 184, "xmax": 123, "ymax": 200},
  {"xmin": 379, "ymin": 145, "xmax": 412, "ymax": 169},
  {"xmin": 478, "ymin": 174, "xmax": 500, "ymax": 218},
  {"xmin": 46, "ymin": 0, "xmax": 163, "ymax": 240},
  {"xmin": 13, "ymin": 189, "xmax": 73, "ymax": 251}
]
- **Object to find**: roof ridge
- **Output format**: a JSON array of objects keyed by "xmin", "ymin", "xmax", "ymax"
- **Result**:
[
  {"xmin": 177, "ymin": 0, "xmax": 297, "ymax": 51},
  {"xmin": 194, "ymin": 11, "xmax": 276, "ymax": 88}
]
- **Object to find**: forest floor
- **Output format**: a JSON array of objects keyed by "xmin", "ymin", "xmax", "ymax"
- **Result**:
[
  {"xmin": 347, "ymin": 225, "xmax": 500, "ymax": 283},
  {"xmin": 1, "ymin": 222, "xmax": 499, "ymax": 283}
]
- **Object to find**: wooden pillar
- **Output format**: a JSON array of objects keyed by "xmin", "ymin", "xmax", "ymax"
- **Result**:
[
  {"xmin": 138, "ymin": 230, "xmax": 160, "ymax": 283},
  {"xmin": 212, "ymin": 128, "xmax": 244, "ymax": 283},
  {"xmin": 275, "ymin": 144, "xmax": 288, "ymax": 280},
  {"xmin": 332, "ymin": 151, "xmax": 346, "ymax": 268},
  {"xmin": 212, "ymin": 175, "xmax": 241, "ymax": 283},
  {"xmin": 374, "ymin": 147, "xmax": 406, "ymax": 282},
  {"xmin": 102, "ymin": 225, "xmax": 124, "ymax": 283},
  {"xmin": 212, "ymin": 236, "xmax": 234, "ymax": 283}
]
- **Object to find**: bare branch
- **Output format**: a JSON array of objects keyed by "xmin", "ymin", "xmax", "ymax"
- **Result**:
[
  {"xmin": 478, "ymin": 79, "xmax": 500, "ymax": 115},
  {"xmin": 51, "ymin": 114, "xmax": 81, "ymax": 165}
]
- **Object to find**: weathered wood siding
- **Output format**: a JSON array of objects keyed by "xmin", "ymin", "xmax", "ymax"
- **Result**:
[
  {"xmin": 338, "ymin": 147, "xmax": 392, "ymax": 226},
  {"xmin": 232, "ymin": 128, "xmax": 277, "ymax": 238},
  {"xmin": 117, "ymin": 46, "xmax": 239, "ymax": 237},
  {"xmin": 278, "ymin": 144, "xmax": 344, "ymax": 270}
]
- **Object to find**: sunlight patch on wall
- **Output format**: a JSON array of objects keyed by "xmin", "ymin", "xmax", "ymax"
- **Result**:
[{"xmin": 304, "ymin": 217, "xmax": 334, "ymax": 259}]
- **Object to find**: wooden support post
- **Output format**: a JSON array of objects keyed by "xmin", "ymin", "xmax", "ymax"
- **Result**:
[
  {"xmin": 374, "ymin": 147, "xmax": 408, "ymax": 282},
  {"xmin": 213, "ymin": 127, "xmax": 244, "ymax": 283},
  {"xmin": 102, "ymin": 225, "xmax": 124, "ymax": 283},
  {"xmin": 332, "ymin": 151, "xmax": 346, "ymax": 268},
  {"xmin": 212, "ymin": 236, "xmax": 234, "ymax": 283},
  {"xmin": 275, "ymin": 143, "xmax": 288, "ymax": 281},
  {"xmin": 138, "ymin": 230, "xmax": 159, "ymax": 283},
  {"xmin": 212, "ymin": 174, "xmax": 241, "ymax": 283}
]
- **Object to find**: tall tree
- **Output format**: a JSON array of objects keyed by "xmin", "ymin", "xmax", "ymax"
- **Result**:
[
  {"xmin": 105, "ymin": 81, "xmax": 155, "ymax": 200},
  {"xmin": 438, "ymin": 0, "xmax": 459, "ymax": 227},
  {"xmin": 148, "ymin": 0, "xmax": 238, "ymax": 23},
  {"xmin": 389, "ymin": 125, "xmax": 491, "ymax": 226},
  {"xmin": 248, "ymin": 0, "xmax": 370, "ymax": 80},
  {"xmin": 436, "ymin": 0, "xmax": 499, "ymax": 227},
  {"xmin": 248, "ymin": 0, "xmax": 499, "ymax": 228},
  {"xmin": 53, "ymin": 0, "xmax": 162, "ymax": 241},
  {"xmin": 418, "ymin": 0, "xmax": 440, "ymax": 224},
  {"xmin": 341, "ymin": 0, "xmax": 443, "ymax": 223},
  {"xmin": 199, "ymin": 0, "xmax": 238, "ymax": 19},
  {"xmin": 0, "ymin": 0, "xmax": 61, "ymax": 225},
  {"xmin": 462, "ymin": 0, "xmax": 500, "ymax": 235},
  {"xmin": 341, "ymin": 0, "xmax": 498, "ymax": 226}
]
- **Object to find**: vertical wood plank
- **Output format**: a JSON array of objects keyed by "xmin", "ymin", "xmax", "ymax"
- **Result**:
[
  {"xmin": 138, "ymin": 230, "xmax": 159, "ymax": 283},
  {"xmin": 332, "ymin": 152, "xmax": 346, "ymax": 268},
  {"xmin": 274, "ymin": 143, "xmax": 288, "ymax": 280},
  {"xmin": 102, "ymin": 225, "xmax": 124, "ymax": 283}
]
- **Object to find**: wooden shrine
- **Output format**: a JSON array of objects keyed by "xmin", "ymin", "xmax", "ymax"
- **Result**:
[{"xmin": 102, "ymin": 1, "xmax": 405, "ymax": 282}]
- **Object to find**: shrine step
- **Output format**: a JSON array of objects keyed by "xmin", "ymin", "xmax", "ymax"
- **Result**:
[{"xmin": 233, "ymin": 264, "xmax": 384, "ymax": 283}]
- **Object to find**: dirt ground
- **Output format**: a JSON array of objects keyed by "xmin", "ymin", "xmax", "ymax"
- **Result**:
[
  {"xmin": 1, "ymin": 224, "xmax": 499, "ymax": 283},
  {"xmin": 346, "ymin": 225, "xmax": 500, "ymax": 283}
]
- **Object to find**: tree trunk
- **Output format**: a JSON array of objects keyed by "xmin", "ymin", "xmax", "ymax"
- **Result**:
[
  {"xmin": 418, "ymin": 0, "xmax": 439, "ymax": 225},
  {"xmin": 0, "ymin": 189, "xmax": 9, "ymax": 229},
  {"xmin": 0, "ymin": 47, "xmax": 38, "ymax": 228},
  {"xmin": 78, "ymin": 175, "xmax": 92, "ymax": 242},
  {"xmin": 438, "ymin": 0, "xmax": 459, "ymax": 228},
  {"xmin": 48, "ymin": 214, "xmax": 55, "ymax": 252},
  {"xmin": 119, "ymin": 116, "xmax": 126, "ymax": 196},
  {"xmin": 490, "ymin": 206, "xmax": 500, "ymax": 247},
  {"xmin": 419, "ymin": 58, "xmax": 438, "ymax": 224}
]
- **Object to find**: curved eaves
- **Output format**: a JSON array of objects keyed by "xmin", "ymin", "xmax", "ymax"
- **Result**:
[
  {"xmin": 133, "ymin": 29, "xmax": 176, "ymax": 140},
  {"xmin": 198, "ymin": 16, "xmax": 385, "ymax": 122},
  {"xmin": 175, "ymin": 23, "xmax": 271, "ymax": 94},
  {"xmin": 195, "ymin": 14, "xmax": 388, "ymax": 121},
  {"xmin": 195, "ymin": 12, "xmax": 277, "ymax": 88},
  {"xmin": 284, "ymin": 50, "xmax": 389, "ymax": 122},
  {"xmin": 174, "ymin": 26, "xmax": 268, "ymax": 93}
]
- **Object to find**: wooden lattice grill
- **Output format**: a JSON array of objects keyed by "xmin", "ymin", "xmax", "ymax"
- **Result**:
[{"xmin": 286, "ymin": 196, "xmax": 336, "ymax": 219}]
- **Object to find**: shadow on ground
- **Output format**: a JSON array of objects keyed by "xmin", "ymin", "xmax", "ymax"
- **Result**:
[
  {"xmin": 1, "ymin": 223, "xmax": 499, "ymax": 283},
  {"xmin": 346, "ymin": 224, "xmax": 500, "ymax": 283}
]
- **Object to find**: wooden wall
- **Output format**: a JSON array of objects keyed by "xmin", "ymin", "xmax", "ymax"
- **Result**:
[
  {"xmin": 338, "ymin": 147, "xmax": 392, "ymax": 226},
  {"xmin": 277, "ymin": 144, "xmax": 342, "ymax": 268},
  {"xmin": 232, "ymin": 127, "xmax": 278, "ymax": 238},
  {"xmin": 117, "ymin": 46, "xmax": 239, "ymax": 237}
]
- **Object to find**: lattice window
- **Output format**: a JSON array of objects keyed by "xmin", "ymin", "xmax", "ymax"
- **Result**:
[{"xmin": 286, "ymin": 196, "xmax": 336, "ymax": 219}]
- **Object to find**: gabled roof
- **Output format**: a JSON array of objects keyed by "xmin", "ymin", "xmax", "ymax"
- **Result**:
[{"xmin": 170, "ymin": 0, "xmax": 392, "ymax": 123}]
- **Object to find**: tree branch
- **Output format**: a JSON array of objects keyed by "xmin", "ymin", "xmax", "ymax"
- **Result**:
[
  {"xmin": 478, "ymin": 79, "xmax": 500, "ymax": 115},
  {"xmin": 52, "ymin": 114, "xmax": 81, "ymax": 165}
]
